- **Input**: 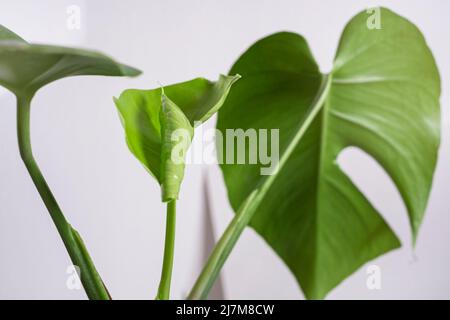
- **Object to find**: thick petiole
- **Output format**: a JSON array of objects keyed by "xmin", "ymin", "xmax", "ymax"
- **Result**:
[
  {"xmin": 16, "ymin": 94, "xmax": 110, "ymax": 300},
  {"xmin": 156, "ymin": 200, "xmax": 176, "ymax": 300}
]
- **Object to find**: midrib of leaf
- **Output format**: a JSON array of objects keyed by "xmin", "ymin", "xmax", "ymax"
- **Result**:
[
  {"xmin": 261, "ymin": 73, "xmax": 332, "ymax": 196},
  {"xmin": 189, "ymin": 73, "xmax": 332, "ymax": 299},
  {"xmin": 312, "ymin": 72, "xmax": 334, "ymax": 295},
  {"xmin": 25, "ymin": 55, "xmax": 67, "ymax": 93}
]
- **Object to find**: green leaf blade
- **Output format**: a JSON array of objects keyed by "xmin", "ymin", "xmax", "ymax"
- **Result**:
[
  {"xmin": 0, "ymin": 24, "xmax": 26, "ymax": 42},
  {"xmin": 331, "ymin": 8, "xmax": 441, "ymax": 238},
  {"xmin": 216, "ymin": 8, "xmax": 440, "ymax": 299},
  {"xmin": 114, "ymin": 89, "xmax": 163, "ymax": 182},
  {"xmin": 115, "ymin": 75, "xmax": 239, "ymax": 202},
  {"xmin": 0, "ymin": 26, "xmax": 141, "ymax": 95}
]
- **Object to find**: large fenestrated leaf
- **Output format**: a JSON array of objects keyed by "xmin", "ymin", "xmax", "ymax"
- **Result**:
[
  {"xmin": 0, "ymin": 24, "xmax": 140, "ymax": 96},
  {"xmin": 114, "ymin": 74, "xmax": 240, "ymax": 202},
  {"xmin": 216, "ymin": 8, "xmax": 440, "ymax": 299}
]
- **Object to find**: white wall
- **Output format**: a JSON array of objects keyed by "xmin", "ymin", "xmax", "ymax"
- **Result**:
[{"xmin": 0, "ymin": 0, "xmax": 449, "ymax": 299}]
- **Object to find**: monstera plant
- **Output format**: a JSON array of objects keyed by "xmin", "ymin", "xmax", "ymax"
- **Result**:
[
  {"xmin": 114, "ymin": 75, "xmax": 240, "ymax": 299},
  {"xmin": 0, "ymin": 25, "xmax": 140, "ymax": 299},
  {"xmin": 0, "ymin": 6, "xmax": 442, "ymax": 301},
  {"xmin": 189, "ymin": 8, "xmax": 441, "ymax": 299}
]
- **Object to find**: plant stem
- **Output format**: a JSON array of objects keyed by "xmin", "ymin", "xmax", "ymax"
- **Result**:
[
  {"xmin": 188, "ymin": 190, "xmax": 258, "ymax": 300},
  {"xmin": 188, "ymin": 74, "xmax": 333, "ymax": 299},
  {"xmin": 156, "ymin": 200, "xmax": 177, "ymax": 300},
  {"xmin": 16, "ymin": 94, "xmax": 110, "ymax": 300}
]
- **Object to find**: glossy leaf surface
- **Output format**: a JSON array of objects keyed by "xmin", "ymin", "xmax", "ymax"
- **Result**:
[{"xmin": 216, "ymin": 8, "xmax": 440, "ymax": 299}]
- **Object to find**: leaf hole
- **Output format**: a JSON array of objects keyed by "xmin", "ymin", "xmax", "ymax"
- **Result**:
[{"xmin": 337, "ymin": 146, "xmax": 412, "ymax": 248}]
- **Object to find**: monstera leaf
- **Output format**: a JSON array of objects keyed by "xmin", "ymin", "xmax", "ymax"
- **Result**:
[
  {"xmin": 114, "ymin": 75, "xmax": 240, "ymax": 202},
  {"xmin": 0, "ymin": 25, "xmax": 140, "ymax": 95},
  {"xmin": 190, "ymin": 8, "xmax": 440, "ymax": 299},
  {"xmin": 0, "ymin": 24, "xmax": 141, "ymax": 299}
]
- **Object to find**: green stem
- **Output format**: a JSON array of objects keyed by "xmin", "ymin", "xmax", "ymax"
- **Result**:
[
  {"xmin": 188, "ymin": 74, "xmax": 332, "ymax": 299},
  {"xmin": 156, "ymin": 200, "xmax": 176, "ymax": 300},
  {"xmin": 188, "ymin": 190, "xmax": 259, "ymax": 300},
  {"xmin": 16, "ymin": 94, "xmax": 110, "ymax": 300}
]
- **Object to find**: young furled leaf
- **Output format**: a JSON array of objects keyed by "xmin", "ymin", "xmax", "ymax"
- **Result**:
[
  {"xmin": 159, "ymin": 93, "xmax": 194, "ymax": 202},
  {"xmin": 0, "ymin": 24, "xmax": 141, "ymax": 300},
  {"xmin": 190, "ymin": 8, "xmax": 440, "ymax": 300},
  {"xmin": 115, "ymin": 74, "xmax": 239, "ymax": 299},
  {"xmin": 114, "ymin": 74, "xmax": 240, "ymax": 202}
]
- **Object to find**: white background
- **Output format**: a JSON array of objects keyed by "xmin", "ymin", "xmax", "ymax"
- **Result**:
[{"xmin": 0, "ymin": 0, "xmax": 449, "ymax": 299}]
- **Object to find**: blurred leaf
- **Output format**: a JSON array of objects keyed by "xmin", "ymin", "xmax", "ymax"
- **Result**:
[
  {"xmin": 0, "ymin": 24, "xmax": 25, "ymax": 42},
  {"xmin": 0, "ymin": 24, "xmax": 140, "ymax": 96},
  {"xmin": 0, "ymin": 24, "xmax": 141, "ymax": 300}
]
